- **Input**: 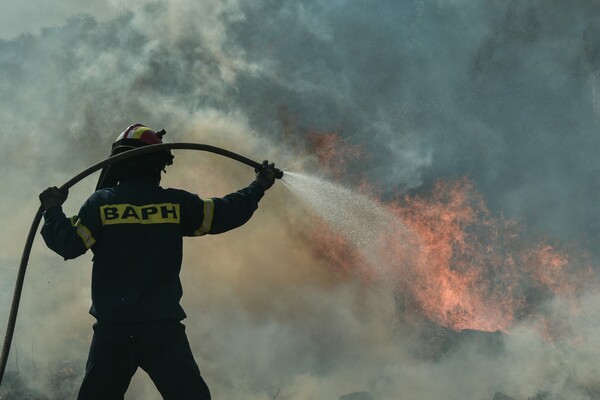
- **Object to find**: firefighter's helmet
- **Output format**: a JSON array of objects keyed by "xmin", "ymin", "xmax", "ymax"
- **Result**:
[
  {"xmin": 111, "ymin": 124, "xmax": 166, "ymax": 154},
  {"xmin": 96, "ymin": 124, "xmax": 174, "ymax": 190}
]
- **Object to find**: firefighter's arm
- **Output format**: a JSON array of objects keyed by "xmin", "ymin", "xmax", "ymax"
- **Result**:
[
  {"xmin": 39, "ymin": 189, "xmax": 100, "ymax": 260},
  {"xmin": 182, "ymin": 181, "xmax": 264, "ymax": 237},
  {"xmin": 184, "ymin": 163, "xmax": 276, "ymax": 236},
  {"xmin": 40, "ymin": 208, "xmax": 92, "ymax": 260},
  {"xmin": 207, "ymin": 181, "xmax": 265, "ymax": 234}
]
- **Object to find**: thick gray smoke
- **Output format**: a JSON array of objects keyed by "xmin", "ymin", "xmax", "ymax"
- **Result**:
[{"xmin": 2, "ymin": 1, "xmax": 600, "ymax": 399}]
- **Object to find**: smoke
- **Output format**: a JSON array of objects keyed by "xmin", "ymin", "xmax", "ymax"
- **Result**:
[{"xmin": 2, "ymin": 0, "xmax": 600, "ymax": 399}]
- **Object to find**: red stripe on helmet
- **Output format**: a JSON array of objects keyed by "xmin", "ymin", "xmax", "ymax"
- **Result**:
[
  {"xmin": 117, "ymin": 123, "xmax": 145, "ymax": 141},
  {"xmin": 139, "ymin": 130, "xmax": 162, "ymax": 145}
]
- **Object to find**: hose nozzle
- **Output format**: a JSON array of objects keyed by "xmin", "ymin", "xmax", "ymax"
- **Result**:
[{"xmin": 255, "ymin": 161, "xmax": 284, "ymax": 179}]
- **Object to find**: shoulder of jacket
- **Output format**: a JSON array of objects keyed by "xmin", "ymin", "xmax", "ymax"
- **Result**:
[
  {"xmin": 85, "ymin": 188, "xmax": 117, "ymax": 205},
  {"xmin": 163, "ymin": 187, "xmax": 196, "ymax": 197}
]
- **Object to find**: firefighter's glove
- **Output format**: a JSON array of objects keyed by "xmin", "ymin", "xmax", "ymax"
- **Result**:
[
  {"xmin": 254, "ymin": 160, "xmax": 277, "ymax": 191},
  {"xmin": 39, "ymin": 187, "xmax": 68, "ymax": 211}
]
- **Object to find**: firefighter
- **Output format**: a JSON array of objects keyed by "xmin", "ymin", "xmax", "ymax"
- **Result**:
[{"xmin": 38, "ymin": 124, "xmax": 278, "ymax": 400}]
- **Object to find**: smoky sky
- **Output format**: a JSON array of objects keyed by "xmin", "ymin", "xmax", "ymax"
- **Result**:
[
  {"xmin": 2, "ymin": 0, "xmax": 599, "ymax": 245},
  {"xmin": 2, "ymin": 1, "xmax": 600, "ymax": 399}
]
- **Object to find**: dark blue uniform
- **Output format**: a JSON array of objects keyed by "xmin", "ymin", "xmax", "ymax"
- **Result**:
[{"xmin": 41, "ymin": 175, "xmax": 265, "ymax": 400}]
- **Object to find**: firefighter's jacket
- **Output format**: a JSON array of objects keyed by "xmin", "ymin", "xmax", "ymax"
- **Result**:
[{"xmin": 41, "ymin": 176, "xmax": 265, "ymax": 323}]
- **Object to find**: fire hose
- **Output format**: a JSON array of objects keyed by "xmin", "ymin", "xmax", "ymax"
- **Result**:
[{"xmin": 0, "ymin": 143, "xmax": 284, "ymax": 386}]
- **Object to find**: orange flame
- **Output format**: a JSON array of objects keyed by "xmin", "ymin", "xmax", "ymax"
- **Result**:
[
  {"xmin": 302, "ymin": 133, "xmax": 597, "ymax": 334},
  {"xmin": 306, "ymin": 131, "xmax": 364, "ymax": 178},
  {"xmin": 392, "ymin": 178, "xmax": 523, "ymax": 332}
]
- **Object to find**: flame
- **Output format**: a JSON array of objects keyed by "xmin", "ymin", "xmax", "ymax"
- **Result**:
[
  {"xmin": 309, "ymin": 217, "xmax": 376, "ymax": 282},
  {"xmin": 527, "ymin": 244, "xmax": 574, "ymax": 295},
  {"xmin": 306, "ymin": 131, "xmax": 364, "ymax": 178},
  {"xmin": 302, "ymin": 134, "xmax": 597, "ymax": 335},
  {"xmin": 392, "ymin": 178, "xmax": 522, "ymax": 332}
]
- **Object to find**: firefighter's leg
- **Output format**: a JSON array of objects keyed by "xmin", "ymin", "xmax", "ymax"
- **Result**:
[
  {"xmin": 138, "ymin": 321, "xmax": 211, "ymax": 400},
  {"xmin": 77, "ymin": 323, "xmax": 138, "ymax": 400}
]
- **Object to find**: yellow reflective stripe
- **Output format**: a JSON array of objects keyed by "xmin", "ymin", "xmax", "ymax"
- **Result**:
[
  {"xmin": 132, "ymin": 127, "xmax": 152, "ymax": 139},
  {"xmin": 74, "ymin": 219, "xmax": 96, "ymax": 249},
  {"xmin": 194, "ymin": 199, "xmax": 214, "ymax": 236},
  {"xmin": 100, "ymin": 203, "xmax": 180, "ymax": 225}
]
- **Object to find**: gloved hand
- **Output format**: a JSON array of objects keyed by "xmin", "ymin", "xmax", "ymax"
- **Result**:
[
  {"xmin": 39, "ymin": 187, "xmax": 68, "ymax": 211},
  {"xmin": 254, "ymin": 160, "xmax": 277, "ymax": 191}
]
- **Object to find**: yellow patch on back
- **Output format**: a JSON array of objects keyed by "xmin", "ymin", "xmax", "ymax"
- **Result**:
[{"xmin": 100, "ymin": 203, "xmax": 180, "ymax": 225}]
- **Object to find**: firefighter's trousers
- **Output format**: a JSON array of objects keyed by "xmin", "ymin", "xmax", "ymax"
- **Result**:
[{"xmin": 77, "ymin": 320, "xmax": 211, "ymax": 400}]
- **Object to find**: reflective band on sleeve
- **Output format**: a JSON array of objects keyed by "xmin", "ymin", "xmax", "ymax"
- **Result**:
[
  {"xmin": 74, "ymin": 219, "xmax": 96, "ymax": 249},
  {"xmin": 194, "ymin": 199, "xmax": 214, "ymax": 236}
]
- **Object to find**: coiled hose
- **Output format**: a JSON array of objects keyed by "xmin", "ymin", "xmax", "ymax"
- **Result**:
[{"xmin": 0, "ymin": 142, "xmax": 283, "ymax": 386}]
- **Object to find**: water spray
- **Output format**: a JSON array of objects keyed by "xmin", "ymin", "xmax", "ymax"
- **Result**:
[{"xmin": 0, "ymin": 142, "xmax": 284, "ymax": 386}]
